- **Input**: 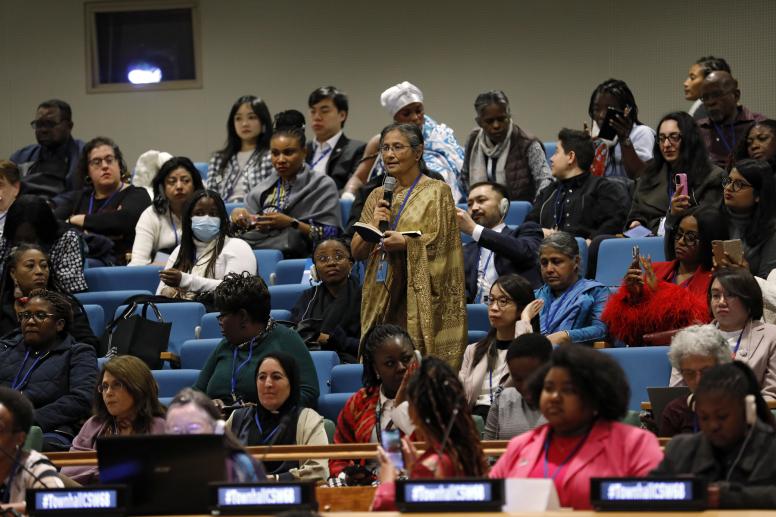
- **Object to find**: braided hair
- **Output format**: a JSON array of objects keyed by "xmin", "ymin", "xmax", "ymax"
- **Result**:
[
  {"xmin": 406, "ymin": 356, "xmax": 487, "ymax": 477},
  {"xmin": 272, "ymin": 110, "xmax": 307, "ymax": 148},
  {"xmin": 587, "ymin": 78, "xmax": 643, "ymax": 126},
  {"xmin": 361, "ymin": 324, "xmax": 414, "ymax": 388},
  {"xmin": 26, "ymin": 288, "xmax": 73, "ymax": 335},
  {"xmin": 694, "ymin": 361, "xmax": 775, "ymax": 428}
]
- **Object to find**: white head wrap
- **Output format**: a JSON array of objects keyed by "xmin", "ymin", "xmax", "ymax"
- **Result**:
[{"xmin": 380, "ymin": 81, "xmax": 424, "ymax": 116}]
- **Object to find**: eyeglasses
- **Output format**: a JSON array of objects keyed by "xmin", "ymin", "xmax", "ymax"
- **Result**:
[
  {"xmin": 88, "ymin": 155, "xmax": 117, "ymax": 168},
  {"xmin": 722, "ymin": 177, "xmax": 753, "ymax": 192},
  {"xmin": 16, "ymin": 311, "xmax": 55, "ymax": 323},
  {"xmin": 700, "ymin": 90, "xmax": 734, "ymax": 102},
  {"xmin": 674, "ymin": 228, "xmax": 699, "ymax": 246},
  {"xmin": 484, "ymin": 296, "xmax": 514, "ymax": 309},
  {"xmin": 97, "ymin": 380, "xmax": 126, "ymax": 393},
  {"xmin": 29, "ymin": 119, "xmax": 64, "ymax": 130},
  {"xmin": 379, "ymin": 143, "xmax": 413, "ymax": 154},
  {"xmin": 657, "ymin": 133, "xmax": 682, "ymax": 145},
  {"xmin": 165, "ymin": 423, "xmax": 209, "ymax": 435},
  {"xmin": 315, "ymin": 253, "xmax": 349, "ymax": 264},
  {"xmin": 679, "ymin": 367, "xmax": 712, "ymax": 379}
]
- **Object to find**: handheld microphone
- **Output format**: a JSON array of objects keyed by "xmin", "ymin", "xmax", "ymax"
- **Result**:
[
  {"xmin": 379, "ymin": 176, "xmax": 397, "ymax": 233},
  {"xmin": 256, "ymin": 412, "xmax": 294, "ymax": 479}
]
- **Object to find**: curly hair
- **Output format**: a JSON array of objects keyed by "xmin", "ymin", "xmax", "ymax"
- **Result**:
[
  {"xmin": 406, "ymin": 357, "xmax": 487, "ymax": 477},
  {"xmin": 529, "ymin": 346, "xmax": 630, "ymax": 421},
  {"xmin": 648, "ymin": 111, "xmax": 713, "ymax": 186},
  {"xmin": 213, "ymin": 272, "xmax": 270, "ymax": 324},
  {"xmin": 668, "ymin": 324, "xmax": 732, "ymax": 370},
  {"xmin": 94, "ymin": 356, "xmax": 165, "ymax": 432},
  {"xmin": 361, "ymin": 324, "xmax": 414, "ymax": 388},
  {"xmin": 77, "ymin": 136, "xmax": 130, "ymax": 188},
  {"xmin": 26, "ymin": 288, "xmax": 73, "ymax": 334}
]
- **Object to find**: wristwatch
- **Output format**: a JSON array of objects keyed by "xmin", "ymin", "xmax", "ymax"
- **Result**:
[{"xmin": 290, "ymin": 219, "xmax": 300, "ymax": 229}]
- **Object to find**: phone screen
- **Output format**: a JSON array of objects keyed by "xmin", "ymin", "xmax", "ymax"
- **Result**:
[{"xmin": 381, "ymin": 429, "xmax": 404, "ymax": 470}]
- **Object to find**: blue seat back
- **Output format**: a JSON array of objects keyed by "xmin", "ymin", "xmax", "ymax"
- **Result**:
[
  {"xmin": 317, "ymin": 392, "xmax": 353, "ymax": 422},
  {"xmin": 468, "ymin": 330, "xmax": 487, "ymax": 344},
  {"xmin": 82, "ymin": 304, "xmax": 104, "ymax": 338},
  {"xmin": 74, "ymin": 290, "xmax": 152, "ymax": 327},
  {"xmin": 600, "ymin": 346, "xmax": 672, "ymax": 411},
  {"xmin": 330, "ymin": 364, "xmax": 363, "ymax": 393},
  {"xmin": 179, "ymin": 338, "xmax": 221, "ymax": 370},
  {"xmin": 152, "ymin": 369, "xmax": 201, "ymax": 403},
  {"xmin": 272, "ymin": 259, "xmax": 308, "ymax": 285},
  {"xmin": 543, "ymin": 142, "xmax": 557, "ymax": 165},
  {"xmin": 194, "ymin": 162, "xmax": 208, "ymax": 181},
  {"xmin": 310, "ymin": 351, "xmax": 340, "ymax": 396},
  {"xmin": 340, "ymin": 199, "xmax": 353, "ymax": 223},
  {"xmin": 254, "ymin": 249, "xmax": 283, "ymax": 285},
  {"xmin": 271, "ymin": 309, "xmax": 292, "ymax": 321},
  {"xmin": 576, "ymin": 237, "xmax": 589, "ymax": 278},
  {"xmin": 225, "ymin": 203, "xmax": 244, "ymax": 216},
  {"xmin": 505, "ymin": 201, "xmax": 531, "ymax": 226},
  {"xmin": 466, "ymin": 304, "xmax": 489, "ymax": 332},
  {"xmin": 596, "ymin": 237, "xmax": 666, "ymax": 287},
  {"xmin": 114, "ymin": 302, "xmax": 206, "ymax": 355},
  {"xmin": 268, "ymin": 284, "xmax": 307, "ymax": 311},
  {"xmin": 85, "ymin": 266, "xmax": 163, "ymax": 293}
]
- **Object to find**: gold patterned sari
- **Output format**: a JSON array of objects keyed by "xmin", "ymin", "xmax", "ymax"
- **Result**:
[{"xmin": 359, "ymin": 177, "xmax": 467, "ymax": 367}]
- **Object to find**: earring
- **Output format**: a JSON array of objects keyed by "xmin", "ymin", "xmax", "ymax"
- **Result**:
[{"xmin": 13, "ymin": 280, "xmax": 22, "ymax": 300}]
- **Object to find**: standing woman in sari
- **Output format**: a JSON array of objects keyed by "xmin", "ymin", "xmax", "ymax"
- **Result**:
[{"xmin": 352, "ymin": 123, "xmax": 466, "ymax": 366}]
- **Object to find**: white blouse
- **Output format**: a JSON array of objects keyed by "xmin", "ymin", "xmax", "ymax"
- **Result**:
[{"xmin": 129, "ymin": 206, "xmax": 182, "ymax": 266}]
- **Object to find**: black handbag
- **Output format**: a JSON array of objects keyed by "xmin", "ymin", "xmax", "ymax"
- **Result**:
[
  {"xmin": 239, "ymin": 227, "xmax": 311, "ymax": 258},
  {"xmin": 101, "ymin": 301, "xmax": 171, "ymax": 369}
]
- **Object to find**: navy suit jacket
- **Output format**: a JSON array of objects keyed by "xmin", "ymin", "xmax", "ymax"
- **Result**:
[
  {"xmin": 463, "ymin": 222, "xmax": 543, "ymax": 302},
  {"xmin": 306, "ymin": 133, "xmax": 366, "ymax": 190}
]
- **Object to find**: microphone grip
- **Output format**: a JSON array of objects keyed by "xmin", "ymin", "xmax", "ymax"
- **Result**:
[{"xmin": 379, "ymin": 191, "xmax": 393, "ymax": 233}]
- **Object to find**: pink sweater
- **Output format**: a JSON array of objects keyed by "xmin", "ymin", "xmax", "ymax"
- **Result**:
[{"xmin": 489, "ymin": 420, "xmax": 662, "ymax": 509}]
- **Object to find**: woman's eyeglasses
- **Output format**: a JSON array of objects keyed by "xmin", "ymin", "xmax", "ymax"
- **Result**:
[
  {"xmin": 16, "ymin": 311, "xmax": 55, "ymax": 323},
  {"xmin": 379, "ymin": 143, "xmax": 413, "ymax": 154},
  {"xmin": 673, "ymin": 228, "xmax": 699, "ymax": 246},
  {"xmin": 657, "ymin": 133, "xmax": 682, "ymax": 145},
  {"xmin": 97, "ymin": 380, "xmax": 126, "ymax": 393},
  {"xmin": 315, "ymin": 253, "xmax": 349, "ymax": 264},
  {"xmin": 484, "ymin": 296, "xmax": 515, "ymax": 309},
  {"xmin": 722, "ymin": 177, "xmax": 753, "ymax": 192}
]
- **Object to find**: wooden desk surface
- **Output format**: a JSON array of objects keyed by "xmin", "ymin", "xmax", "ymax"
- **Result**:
[{"xmin": 153, "ymin": 511, "xmax": 776, "ymax": 516}]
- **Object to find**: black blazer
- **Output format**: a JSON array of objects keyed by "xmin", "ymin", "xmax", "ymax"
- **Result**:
[
  {"xmin": 463, "ymin": 222, "xmax": 544, "ymax": 302},
  {"xmin": 306, "ymin": 134, "xmax": 366, "ymax": 190}
]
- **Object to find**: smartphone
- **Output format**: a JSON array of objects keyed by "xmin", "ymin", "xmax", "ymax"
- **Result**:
[
  {"xmin": 381, "ymin": 428, "xmax": 404, "ymax": 470},
  {"xmin": 674, "ymin": 173, "xmax": 688, "ymax": 196},
  {"xmin": 712, "ymin": 239, "xmax": 744, "ymax": 265},
  {"xmin": 597, "ymin": 107, "xmax": 626, "ymax": 140},
  {"xmin": 632, "ymin": 244, "xmax": 640, "ymax": 262}
]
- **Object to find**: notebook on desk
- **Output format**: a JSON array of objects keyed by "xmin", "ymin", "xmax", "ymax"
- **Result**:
[
  {"xmin": 647, "ymin": 386, "xmax": 690, "ymax": 428},
  {"xmin": 96, "ymin": 434, "xmax": 227, "ymax": 516}
]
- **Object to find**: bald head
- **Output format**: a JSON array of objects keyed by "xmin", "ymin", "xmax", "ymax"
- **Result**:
[{"xmin": 701, "ymin": 71, "xmax": 740, "ymax": 123}]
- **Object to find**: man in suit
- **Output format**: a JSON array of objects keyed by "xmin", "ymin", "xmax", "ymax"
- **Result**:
[
  {"xmin": 457, "ymin": 181, "xmax": 543, "ymax": 303},
  {"xmin": 306, "ymin": 86, "xmax": 366, "ymax": 191}
]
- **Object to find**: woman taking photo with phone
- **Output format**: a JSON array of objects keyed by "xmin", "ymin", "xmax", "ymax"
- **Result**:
[{"xmin": 627, "ymin": 112, "xmax": 724, "ymax": 236}]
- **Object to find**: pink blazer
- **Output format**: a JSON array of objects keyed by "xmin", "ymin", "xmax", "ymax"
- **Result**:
[{"xmin": 489, "ymin": 420, "xmax": 663, "ymax": 509}]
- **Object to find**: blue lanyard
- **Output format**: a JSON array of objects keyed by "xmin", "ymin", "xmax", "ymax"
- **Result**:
[
  {"xmin": 230, "ymin": 338, "xmax": 256, "ymax": 401},
  {"xmin": 712, "ymin": 122, "xmax": 736, "ymax": 153},
  {"xmin": 489, "ymin": 369, "xmax": 494, "ymax": 405},
  {"xmin": 732, "ymin": 329, "xmax": 745, "ymax": 356},
  {"xmin": 542, "ymin": 428, "xmax": 590, "ymax": 480},
  {"xmin": 273, "ymin": 179, "xmax": 290, "ymax": 212},
  {"xmin": 390, "ymin": 173, "xmax": 422, "ymax": 230},
  {"xmin": 311, "ymin": 146, "xmax": 332, "ymax": 168},
  {"xmin": 11, "ymin": 350, "xmax": 49, "ymax": 391},
  {"xmin": 88, "ymin": 186, "xmax": 123, "ymax": 215},
  {"xmin": 170, "ymin": 213, "xmax": 179, "ymax": 247},
  {"xmin": 476, "ymin": 250, "xmax": 495, "ymax": 303},
  {"xmin": 253, "ymin": 408, "xmax": 291, "ymax": 444}
]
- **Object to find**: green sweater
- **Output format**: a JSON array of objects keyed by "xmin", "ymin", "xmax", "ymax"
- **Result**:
[{"xmin": 193, "ymin": 325, "xmax": 320, "ymax": 407}]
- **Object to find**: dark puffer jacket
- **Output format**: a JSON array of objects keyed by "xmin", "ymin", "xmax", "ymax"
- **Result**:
[{"xmin": 0, "ymin": 333, "xmax": 97, "ymax": 435}]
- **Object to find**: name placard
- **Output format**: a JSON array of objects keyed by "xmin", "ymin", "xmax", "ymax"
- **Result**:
[
  {"xmin": 591, "ymin": 477, "xmax": 707, "ymax": 511},
  {"xmin": 395, "ymin": 479, "xmax": 504, "ymax": 513},
  {"xmin": 209, "ymin": 482, "xmax": 317, "ymax": 514},
  {"xmin": 27, "ymin": 486, "xmax": 127, "ymax": 516}
]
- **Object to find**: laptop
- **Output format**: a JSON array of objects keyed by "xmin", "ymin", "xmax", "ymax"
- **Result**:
[
  {"xmin": 647, "ymin": 386, "xmax": 690, "ymax": 428},
  {"xmin": 97, "ymin": 434, "xmax": 227, "ymax": 516}
]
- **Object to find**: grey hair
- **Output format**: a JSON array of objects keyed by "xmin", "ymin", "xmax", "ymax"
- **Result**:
[
  {"xmin": 379, "ymin": 123, "xmax": 424, "ymax": 150},
  {"xmin": 668, "ymin": 324, "xmax": 732, "ymax": 369},
  {"xmin": 539, "ymin": 232, "xmax": 579, "ymax": 258}
]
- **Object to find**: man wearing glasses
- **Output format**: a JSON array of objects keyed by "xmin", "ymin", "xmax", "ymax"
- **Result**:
[
  {"xmin": 9, "ymin": 99, "xmax": 84, "ymax": 199},
  {"xmin": 696, "ymin": 71, "xmax": 765, "ymax": 167}
]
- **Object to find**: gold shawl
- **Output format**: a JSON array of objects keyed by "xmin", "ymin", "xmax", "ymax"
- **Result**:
[{"xmin": 359, "ymin": 178, "xmax": 466, "ymax": 368}]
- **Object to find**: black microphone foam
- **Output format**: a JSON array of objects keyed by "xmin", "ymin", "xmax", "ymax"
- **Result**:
[{"xmin": 379, "ymin": 176, "xmax": 397, "ymax": 232}]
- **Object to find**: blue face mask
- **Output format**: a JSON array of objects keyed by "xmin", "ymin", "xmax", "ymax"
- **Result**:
[{"xmin": 191, "ymin": 216, "xmax": 221, "ymax": 242}]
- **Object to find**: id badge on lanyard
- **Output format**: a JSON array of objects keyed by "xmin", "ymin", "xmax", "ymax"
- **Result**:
[{"xmin": 376, "ymin": 252, "xmax": 388, "ymax": 283}]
